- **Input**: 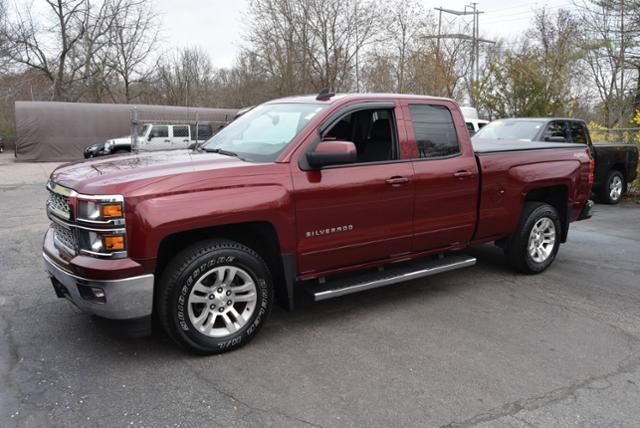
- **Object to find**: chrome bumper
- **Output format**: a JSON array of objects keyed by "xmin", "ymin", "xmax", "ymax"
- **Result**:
[
  {"xmin": 577, "ymin": 199, "xmax": 594, "ymax": 221},
  {"xmin": 43, "ymin": 252, "xmax": 154, "ymax": 320}
]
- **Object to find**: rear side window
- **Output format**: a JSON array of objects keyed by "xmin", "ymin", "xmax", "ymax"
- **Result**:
[
  {"xmin": 173, "ymin": 125, "xmax": 189, "ymax": 138},
  {"xmin": 409, "ymin": 105, "xmax": 460, "ymax": 158},
  {"xmin": 570, "ymin": 122, "xmax": 588, "ymax": 145}
]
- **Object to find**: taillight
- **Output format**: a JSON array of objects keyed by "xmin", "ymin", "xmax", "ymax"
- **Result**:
[{"xmin": 587, "ymin": 150, "xmax": 595, "ymax": 188}]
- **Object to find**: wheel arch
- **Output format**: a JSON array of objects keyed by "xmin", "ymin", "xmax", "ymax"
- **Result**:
[
  {"xmin": 610, "ymin": 164, "xmax": 627, "ymax": 190},
  {"xmin": 524, "ymin": 185, "xmax": 569, "ymax": 242},
  {"xmin": 155, "ymin": 221, "xmax": 295, "ymax": 312}
]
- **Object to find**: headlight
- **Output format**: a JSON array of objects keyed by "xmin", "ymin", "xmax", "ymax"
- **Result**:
[
  {"xmin": 77, "ymin": 200, "xmax": 124, "ymax": 222},
  {"xmin": 75, "ymin": 195, "xmax": 127, "ymax": 257}
]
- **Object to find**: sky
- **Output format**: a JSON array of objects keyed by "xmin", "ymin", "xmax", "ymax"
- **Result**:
[{"xmin": 153, "ymin": 0, "xmax": 576, "ymax": 69}]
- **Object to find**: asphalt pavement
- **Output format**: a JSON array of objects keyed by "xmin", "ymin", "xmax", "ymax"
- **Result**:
[{"xmin": 1, "ymin": 152, "xmax": 640, "ymax": 427}]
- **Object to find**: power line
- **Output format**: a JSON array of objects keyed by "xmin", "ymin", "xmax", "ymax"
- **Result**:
[{"xmin": 434, "ymin": 3, "xmax": 496, "ymax": 106}]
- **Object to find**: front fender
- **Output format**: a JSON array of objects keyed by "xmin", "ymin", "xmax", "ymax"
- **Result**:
[{"xmin": 127, "ymin": 184, "xmax": 296, "ymax": 261}]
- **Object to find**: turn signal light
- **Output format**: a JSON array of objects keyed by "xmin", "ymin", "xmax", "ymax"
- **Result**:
[
  {"xmin": 100, "ymin": 203, "xmax": 123, "ymax": 218},
  {"xmin": 102, "ymin": 235, "xmax": 125, "ymax": 251}
]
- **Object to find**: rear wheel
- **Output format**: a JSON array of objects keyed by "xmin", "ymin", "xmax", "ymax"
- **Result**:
[
  {"xmin": 505, "ymin": 202, "xmax": 561, "ymax": 274},
  {"xmin": 158, "ymin": 239, "xmax": 273, "ymax": 354},
  {"xmin": 599, "ymin": 170, "xmax": 624, "ymax": 204}
]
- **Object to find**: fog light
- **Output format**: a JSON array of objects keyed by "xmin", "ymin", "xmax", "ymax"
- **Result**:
[
  {"xmin": 103, "ymin": 235, "xmax": 125, "ymax": 251},
  {"xmin": 91, "ymin": 287, "xmax": 105, "ymax": 299}
]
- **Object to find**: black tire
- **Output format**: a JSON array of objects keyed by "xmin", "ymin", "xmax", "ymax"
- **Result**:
[
  {"xmin": 505, "ymin": 202, "xmax": 561, "ymax": 274},
  {"xmin": 158, "ymin": 239, "xmax": 273, "ymax": 354},
  {"xmin": 599, "ymin": 170, "xmax": 624, "ymax": 204}
]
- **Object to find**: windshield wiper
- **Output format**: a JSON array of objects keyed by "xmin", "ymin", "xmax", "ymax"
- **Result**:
[
  {"xmin": 204, "ymin": 147, "xmax": 237, "ymax": 156},
  {"xmin": 203, "ymin": 147, "xmax": 246, "ymax": 161}
]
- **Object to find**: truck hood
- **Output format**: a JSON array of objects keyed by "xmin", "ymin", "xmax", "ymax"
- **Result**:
[{"xmin": 50, "ymin": 149, "xmax": 268, "ymax": 196}]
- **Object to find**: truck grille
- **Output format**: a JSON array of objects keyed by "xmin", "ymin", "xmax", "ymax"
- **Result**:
[
  {"xmin": 52, "ymin": 222, "xmax": 77, "ymax": 253},
  {"xmin": 47, "ymin": 189, "xmax": 71, "ymax": 220}
]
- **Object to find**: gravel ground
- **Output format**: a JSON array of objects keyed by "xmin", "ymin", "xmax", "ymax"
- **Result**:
[{"xmin": 1, "ymin": 151, "xmax": 640, "ymax": 427}]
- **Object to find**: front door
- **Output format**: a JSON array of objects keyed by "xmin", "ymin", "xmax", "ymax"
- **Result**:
[
  {"xmin": 292, "ymin": 105, "xmax": 415, "ymax": 275},
  {"xmin": 147, "ymin": 125, "xmax": 171, "ymax": 150}
]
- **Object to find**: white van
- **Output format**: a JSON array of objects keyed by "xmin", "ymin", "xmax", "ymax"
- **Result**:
[{"xmin": 461, "ymin": 106, "xmax": 489, "ymax": 136}]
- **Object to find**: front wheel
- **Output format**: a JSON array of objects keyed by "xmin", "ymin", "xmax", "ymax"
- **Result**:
[
  {"xmin": 505, "ymin": 202, "xmax": 561, "ymax": 274},
  {"xmin": 158, "ymin": 239, "xmax": 273, "ymax": 354}
]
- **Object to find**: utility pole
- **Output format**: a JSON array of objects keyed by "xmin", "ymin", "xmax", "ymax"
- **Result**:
[{"xmin": 434, "ymin": 4, "xmax": 493, "ymax": 106}]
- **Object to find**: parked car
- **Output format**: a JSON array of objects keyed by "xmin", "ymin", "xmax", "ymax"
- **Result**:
[
  {"xmin": 83, "ymin": 123, "xmax": 216, "ymax": 158},
  {"xmin": 461, "ymin": 106, "xmax": 489, "ymax": 135},
  {"xmin": 44, "ymin": 93, "xmax": 593, "ymax": 354},
  {"xmin": 473, "ymin": 118, "xmax": 639, "ymax": 204}
]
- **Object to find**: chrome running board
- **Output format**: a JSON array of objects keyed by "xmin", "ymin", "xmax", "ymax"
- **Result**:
[{"xmin": 310, "ymin": 254, "xmax": 476, "ymax": 301}]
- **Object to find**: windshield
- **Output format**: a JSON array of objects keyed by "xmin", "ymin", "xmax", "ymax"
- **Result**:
[
  {"xmin": 473, "ymin": 119, "xmax": 545, "ymax": 141},
  {"xmin": 201, "ymin": 103, "xmax": 327, "ymax": 162},
  {"xmin": 136, "ymin": 124, "xmax": 151, "ymax": 137}
]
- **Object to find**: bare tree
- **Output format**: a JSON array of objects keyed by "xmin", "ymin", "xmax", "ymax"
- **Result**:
[
  {"xmin": 245, "ymin": 0, "xmax": 381, "ymax": 93},
  {"xmin": 154, "ymin": 47, "xmax": 215, "ymax": 107},
  {"xmin": 104, "ymin": 0, "xmax": 159, "ymax": 102},
  {"xmin": 576, "ymin": 0, "xmax": 636, "ymax": 126},
  {"xmin": 5, "ymin": 0, "xmax": 90, "ymax": 100}
]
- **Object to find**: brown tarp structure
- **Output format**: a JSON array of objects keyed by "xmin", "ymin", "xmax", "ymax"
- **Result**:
[{"xmin": 15, "ymin": 101, "xmax": 238, "ymax": 162}]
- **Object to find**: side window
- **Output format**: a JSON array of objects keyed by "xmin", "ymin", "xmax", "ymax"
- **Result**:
[
  {"xmin": 189, "ymin": 124, "xmax": 214, "ymax": 140},
  {"xmin": 544, "ymin": 121, "xmax": 568, "ymax": 141},
  {"xmin": 173, "ymin": 125, "xmax": 189, "ymax": 138},
  {"xmin": 149, "ymin": 126, "xmax": 168, "ymax": 138},
  {"xmin": 465, "ymin": 122, "xmax": 475, "ymax": 136},
  {"xmin": 570, "ymin": 122, "xmax": 588, "ymax": 145},
  {"xmin": 409, "ymin": 105, "xmax": 460, "ymax": 158},
  {"xmin": 321, "ymin": 108, "xmax": 395, "ymax": 163}
]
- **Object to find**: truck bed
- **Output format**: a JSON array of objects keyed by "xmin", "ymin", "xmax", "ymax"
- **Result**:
[{"xmin": 472, "ymin": 138, "xmax": 585, "ymax": 154}]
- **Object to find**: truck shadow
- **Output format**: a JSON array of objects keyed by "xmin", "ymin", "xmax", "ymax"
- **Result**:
[{"xmin": 86, "ymin": 244, "xmax": 514, "ymax": 357}]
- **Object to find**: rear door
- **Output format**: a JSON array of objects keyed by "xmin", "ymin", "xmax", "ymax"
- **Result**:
[
  {"xmin": 172, "ymin": 125, "xmax": 191, "ymax": 148},
  {"xmin": 402, "ymin": 101, "xmax": 479, "ymax": 252}
]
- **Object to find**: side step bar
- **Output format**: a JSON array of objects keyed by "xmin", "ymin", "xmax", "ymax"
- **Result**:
[{"xmin": 310, "ymin": 254, "xmax": 476, "ymax": 301}]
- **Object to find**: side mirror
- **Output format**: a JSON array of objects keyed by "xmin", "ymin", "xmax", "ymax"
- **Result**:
[
  {"xmin": 306, "ymin": 141, "xmax": 357, "ymax": 169},
  {"xmin": 545, "ymin": 136, "xmax": 567, "ymax": 143}
]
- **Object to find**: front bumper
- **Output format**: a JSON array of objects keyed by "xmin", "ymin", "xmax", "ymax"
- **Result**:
[
  {"xmin": 44, "ymin": 251, "xmax": 154, "ymax": 320},
  {"xmin": 577, "ymin": 199, "xmax": 594, "ymax": 221}
]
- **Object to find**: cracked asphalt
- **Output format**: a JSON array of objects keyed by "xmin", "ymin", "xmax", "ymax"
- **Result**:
[{"xmin": 1, "ymin": 151, "xmax": 640, "ymax": 427}]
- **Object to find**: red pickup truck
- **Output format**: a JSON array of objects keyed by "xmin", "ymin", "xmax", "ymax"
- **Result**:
[{"xmin": 44, "ymin": 93, "xmax": 593, "ymax": 354}]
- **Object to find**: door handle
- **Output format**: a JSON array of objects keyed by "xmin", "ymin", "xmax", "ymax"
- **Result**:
[
  {"xmin": 385, "ymin": 176, "xmax": 409, "ymax": 187},
  {"xmin": 164, "ymin": 139, "xmax": 171, "ymax": 143},
  {"xmin": 453, "ymin": 170, "xmax": 473, "ymax": 179}
]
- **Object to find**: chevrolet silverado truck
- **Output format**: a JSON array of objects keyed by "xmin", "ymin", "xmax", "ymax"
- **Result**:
[
  {"xmin": 43, "ymin": 93, "xmax": 594, "ymax": 354},
  {"xmin": 473, "ymin": 118, "xmax": 639, "ymax": 204}
]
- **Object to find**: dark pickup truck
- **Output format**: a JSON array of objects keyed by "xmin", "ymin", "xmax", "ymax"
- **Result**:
[
  {"xmin": 473, "ymin": 118, "xmax": 639, "ymax": 204},
  {"xmin": 43, "ymin": 93, "xmax": 593, "ymax": 354}
]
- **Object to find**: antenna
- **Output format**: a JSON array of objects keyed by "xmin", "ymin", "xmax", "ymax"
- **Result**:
[{"xmin": 316, "ymin": 89, "xmax": 335, "ymax": 101}]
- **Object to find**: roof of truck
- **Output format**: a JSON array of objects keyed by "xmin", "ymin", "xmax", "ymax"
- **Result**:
[{"xmin": 267, "ymin": 93, "xmax": 455, "ymax": 104}]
